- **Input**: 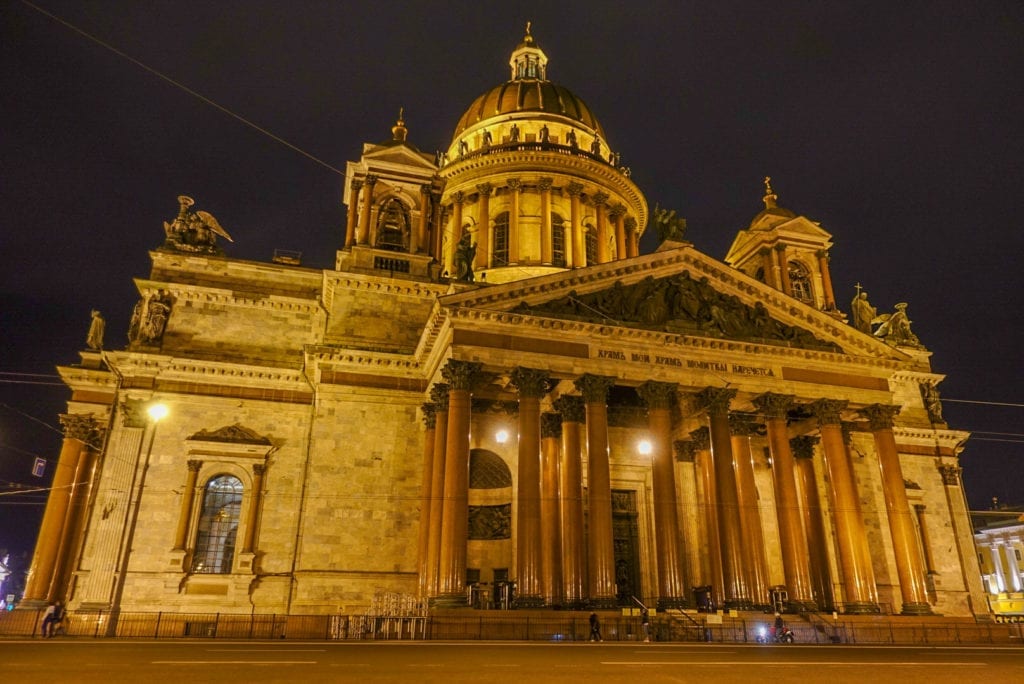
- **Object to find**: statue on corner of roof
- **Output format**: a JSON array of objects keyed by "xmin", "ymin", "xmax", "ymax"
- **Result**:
[
  {"xmin": 652, "ymin": 203, "xmax": 687, "ymax": 243},
  {"xmin": 873, "ymin": 302, "xmax": 922, "ymax": 348},
  {"xmin": 86, "ymin": 309, "xmax": 105, "ymax": 350},
  {"xmin": 162, "ymin": 195, "xmax": 233, "ymax": 256}
]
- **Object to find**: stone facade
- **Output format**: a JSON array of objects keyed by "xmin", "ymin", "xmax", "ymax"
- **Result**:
[{"xmin": 24, "ymin": 28, "xmax": 988, "ymax": 622}]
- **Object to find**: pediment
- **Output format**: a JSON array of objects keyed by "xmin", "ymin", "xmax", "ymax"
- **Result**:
[
  {"xmin": 438, "ymin": 246, "xmax": 909, "ymax": 361},
  {"xmin": 362, "ymin": 143, "xmax": 436, "ymax": 171},
  {"xmin": 187, "ymin": 423, "xmax": 272, "ymax": 445}
]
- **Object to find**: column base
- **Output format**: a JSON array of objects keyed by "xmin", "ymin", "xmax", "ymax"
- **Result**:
[
  {"xmin": 589, "ymin": 596, "xmax": 618, "ymax": 610},
  {"xmin": 430, "ymin": 593, "xmax": 470, "ymax": 609},
  {"xmin": 656, "ymin": 597, "xmax": 689, "ymax": 611},
  {"xmin": 563, "ymin": 599, "xmax": 590, "ymax": 610},
  {"xmin": 788, "ymin": 599, "xmax": 819, "ymax": 613},
  {"xmin": 900, "ymin": 602, "xmax": 933, "ymax": 616},
  {"xmin": 843, "ymin": 602, "xmax": 881, "ymax": 615},
  {"xmin": 723, "ymin": 598, "xmax": 756, "ymax": 611},
  {"xmin": 513, "ymin": 595, "xmax": 545, "ymax": 609}
]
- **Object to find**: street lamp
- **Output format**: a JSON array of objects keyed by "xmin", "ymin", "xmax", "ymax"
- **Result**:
[{"xmin": 637, "ymin": 439, "xmax": 653, "ymax": 456}]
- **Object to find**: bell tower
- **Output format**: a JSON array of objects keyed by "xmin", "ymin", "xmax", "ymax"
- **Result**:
[{"xmin": 725, "ymin": 177, "xmax": 840, "ymax": 315}]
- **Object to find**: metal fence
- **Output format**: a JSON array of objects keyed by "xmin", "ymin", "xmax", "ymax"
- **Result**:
[{"xmin": 2, "ymin": 608, "xmax": 1022, "ymax": 645}]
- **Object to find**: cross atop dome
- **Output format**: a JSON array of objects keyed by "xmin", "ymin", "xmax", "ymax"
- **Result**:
[{"xmin": 510, "ymin": 22, "xmax": 548, "ymax": 80}]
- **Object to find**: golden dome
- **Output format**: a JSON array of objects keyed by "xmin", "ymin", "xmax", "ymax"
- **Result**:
[{"xmin": 451, "ymin": 24, "xmax": 605, "ymax": 141}]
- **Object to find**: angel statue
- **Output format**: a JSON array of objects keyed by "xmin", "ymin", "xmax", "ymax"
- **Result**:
[
  {"xmin": 162, "ymin": 195, "xmax": 234, "ymax": 255},
  {"xmin": 872, "ymin": 302, "xmax": 922, "ymax": 348},
  {"xmin": 652, "ymin": 203, "xmax": 688, "ymax": 243}
]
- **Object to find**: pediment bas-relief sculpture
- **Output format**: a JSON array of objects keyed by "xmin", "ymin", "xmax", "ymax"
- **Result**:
[
  {"xmin": 188, "ymin": 424, "xmax": 272, "ymax": 445},
  {"xmin": 513, "ymin": 272, "xmax": 841, "ymax": 352}
]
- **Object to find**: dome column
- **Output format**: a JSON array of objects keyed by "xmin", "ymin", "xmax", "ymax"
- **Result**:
[
  {"xmin": 610, "ymin": 205, "xmax": 626, "ymax": 261},
  {"xmin": 475, "ymin": 184, "xmax": 492, "ymax": 270},
  {"xmin": 555, "ymin": 395, "xmax": 587, "ymax": 608},
  {"xmin": 508, "ymin": 179, "xmax": 522, "ymax": 264},
  {"xmin": 345, "ymin": 180, "xmax": 361, "ymax": 248},
  {"xmin": 567, "ymin": 183, "xmax": 585, "ymax": 267},
  {"xmin": 625, "ymin": 217, "xmax": 639, "ymax": 258},
  {"xmin": 510, "ymin": 367, "xmax": 551, "ymax": 607},
  {"xmin": 861, "ymin": 404, "xmax": 933, "ymax": 615},
  {"xmin": 593, "ymin": 192, "xmax": 610, "ymax": 264},
  {"xmin": 574, "ymin": 374, "xmax": 617, "ymax": 608},
  {"xmin": 539, "ymin": 178, "xmax": 553, "ymax": 265},
  {"xmin": 356, "ymin": 175, "xmax": 377, "ymax": 245},
  {"xmin": 637, "ymin": 381, "xmax": 688, "ymax": 609},
  {"xmin": 447, "ymin": 192, "xmax": 465, "ymax": 276}
]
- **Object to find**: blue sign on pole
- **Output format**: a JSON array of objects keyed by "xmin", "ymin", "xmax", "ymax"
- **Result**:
[{"xmin": 32, "ymin": 457, "xmax": 46, "ymax": 477}]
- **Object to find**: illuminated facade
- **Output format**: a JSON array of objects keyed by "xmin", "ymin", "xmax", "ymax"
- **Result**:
[
  {"xmin": 975, "ymin": 513, "xmax": 1024, "ymax": 619},
  {"xmin": 24, "ymin": 28, "xmax": 989, "ymax": 620}
]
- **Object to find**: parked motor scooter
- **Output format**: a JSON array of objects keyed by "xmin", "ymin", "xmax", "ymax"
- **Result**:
[{"xmin": 755, "ymin": 624, "xmax": 795, "ymax": 643}]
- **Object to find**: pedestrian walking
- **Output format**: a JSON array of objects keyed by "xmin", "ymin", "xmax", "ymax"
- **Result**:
[
  {"xmin": 641, "ymin": 607, "xmax": 650, "ymax": 642},
  {"xmin": 589, "ymin": 612, "xmax": 603, "ymax": 642},
  {"xmin": 40, "ymin": 601, "xmax": 63, "ymax": 638}
]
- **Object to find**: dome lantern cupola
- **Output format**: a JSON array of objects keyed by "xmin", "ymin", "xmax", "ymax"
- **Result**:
[{"xmin": 509, "ymin": 21, "xmax": 547, "ymax": 80}]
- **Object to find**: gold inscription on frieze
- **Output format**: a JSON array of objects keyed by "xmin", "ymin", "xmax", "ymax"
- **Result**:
[{"xmin": 593, "ymin": 349, "xmax": 774, "ymax": 377}]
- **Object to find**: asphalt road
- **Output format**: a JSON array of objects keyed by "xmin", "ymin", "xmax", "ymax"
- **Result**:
[{"xmin": 2, "ymin": 640, "xmax": 1022, "ymax": 683}]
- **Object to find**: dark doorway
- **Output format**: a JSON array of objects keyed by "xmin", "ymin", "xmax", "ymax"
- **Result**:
[{"xmin": 612, "ymin": 490, "xmax": 640, "ymax": 606}]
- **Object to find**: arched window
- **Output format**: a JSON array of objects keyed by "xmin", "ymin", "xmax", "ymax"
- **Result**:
[
  {"xmin": 789, "ymin": 261, "xmax": 814, "ymax": 303},
  {"xmin": 551, "ymin": 213, "xmax": 566, "ymax": 266},
  {"xmin": 191, "ymin": 475, "xmax": 243, "ymax": 574},
  {"xmin": 375, "ymin": 198, "xmax": 410, "ymax": 252},
  {"xmin": 493, "ymin": 211, "xmax": 510, "ymax": 266},
  {"xmin": 584, "ymin": 226, "xmax": 598, "ymax": 266}
]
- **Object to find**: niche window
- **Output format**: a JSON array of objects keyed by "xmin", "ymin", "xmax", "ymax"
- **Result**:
[{"xmin": 191, "ymin": 475, "xmax": 243, "ymax": 574}]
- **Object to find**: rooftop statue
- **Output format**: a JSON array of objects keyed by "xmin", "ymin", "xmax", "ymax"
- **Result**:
[
  {"xmin": 162, "ymin": 195, "xmax": 233, "ymax": 255},
  {"xmin": 652, "ymin": 203, "xmax": 688, "ymax": 243},
  {"xmin": 873, "ymin": 302, "xmax": 923, "ymax": 348},
  {"xmin": 86, "ymin": 309, "xmax": 105, "ymax": 350},
  {"xmin": 850, "ymin": 285, "xmax": 876, "ymax": 334},
  {"xmin": 453, "ymin": 233, "xmax": 476, "ymax": 282}
]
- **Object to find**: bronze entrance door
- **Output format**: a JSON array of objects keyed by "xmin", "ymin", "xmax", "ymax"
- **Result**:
[{"xmin": 612, "ymin": 490, "xmax": 640, "ymax": 606}]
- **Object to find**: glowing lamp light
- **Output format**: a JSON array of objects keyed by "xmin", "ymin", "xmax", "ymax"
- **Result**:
[
  {"xmin": 637, "ymin": 440, "xmax": 653, "ymax": 456},
  {"xmin": 147, "ymin": 403, "xmax": 169, "ymax": 422},
  {"xmin": 495, "ymin": 429, "xmax": 509, "ymax": 444}
]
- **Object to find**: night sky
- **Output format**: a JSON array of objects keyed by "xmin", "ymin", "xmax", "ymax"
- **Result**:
[{"xmin": 2, "ymin": 1, "xmax": 1021, "ymax": 554}]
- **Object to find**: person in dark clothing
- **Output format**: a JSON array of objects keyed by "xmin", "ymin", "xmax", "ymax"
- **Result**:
[
  {"xmin": 40, "ymin": 602, "xmax": 63, "ymax": 637},
  {"xmin": 589, "ymin": 612, "xmax": 603, "ymax": 642},
  {"xmin": 641, "ymin": 607, "xmax": 651, "ymax": 642}
]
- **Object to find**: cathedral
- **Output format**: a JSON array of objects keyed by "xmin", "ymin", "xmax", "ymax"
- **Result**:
[{"xmin": 24, "ymin": 27, "xmax": 988, "ymax": 623}]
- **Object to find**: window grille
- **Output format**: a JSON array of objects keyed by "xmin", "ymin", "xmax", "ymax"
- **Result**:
[{"xmin": 191, "ymin": 475, "xmax": 243, "ymax": 574}]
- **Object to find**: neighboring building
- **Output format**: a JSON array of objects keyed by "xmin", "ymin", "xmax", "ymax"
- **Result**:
[
  {"xmin": 974, "ymin": 509, "xmax": 1024, "ymax": 620},
  {"xmin": 23, "ymin": 27, "xmax": 988, "ymax": 621}
]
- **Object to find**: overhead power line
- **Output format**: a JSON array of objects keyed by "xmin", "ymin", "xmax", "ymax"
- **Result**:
[{"xmin": 21, "ymin": 0, "xmax": 345, "ymax": 176}]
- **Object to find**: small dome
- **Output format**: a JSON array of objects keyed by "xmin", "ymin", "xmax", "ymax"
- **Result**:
[{"xmin": 749, "ymin": 176, "xmax": 796, "ymax": 228}]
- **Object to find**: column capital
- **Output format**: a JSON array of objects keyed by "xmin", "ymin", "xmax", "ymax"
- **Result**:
[
  {"xmin": 673, "ymin": 439, "xmax": 696, "ymax": 462},
  {"xmin": 252, "ymin": 463, "xmax": 267, "ymax": 477},
  {"xmin": 566, "ymin": 182, "xmax": 584, "ymax": 197},
  {"xmin": 624, "ymin": 216, "xmax": 637, "ymax": 232},
  {"xmin": 476, "ymin": 182, "xmax": 493, "ymax": 197},
  {"xmin": 773, "ymin": 242, "xmax": 788, "ymax": 252},
  {"xmin": 420, "ymin": 183, "xmax": 433, "ymax": 195},
  {"xmin": 790, "ymin": 435, "xmax": 819, "ymax": 459},
  {"xmin": 913, "ymin": 503, "xmax": 926, "ymax": 514},
  {"xmin": 758, "ymin": 246, "xmax": 773, "ymax": 257},
  {"xmin": 573, "ymin": 374, "xmax": 615, "ymax": 403},
  {"xmin": 441, "ymin": 360, "xmax": 483, "ymax": 391},
  {"xmin": 60, "ymin": 413, "xmax": 99, "ymax": 442},
  {"xmin": 541, "ymin": 412, "xmax": 562, "ymax": 439},
  {"xmin": 608, "ymin": 204, "xmax": 626, "ymax": 219},
  {"xmin": 861, "ymin": 403, "xmax": 902, "ymax": 430},
  {"xmin": 809, "ymin": 398, "xmax": 848, "ymax": 426},
  {"xmin": 510, "ymin": 366, "xmax": 551, "ymax": 398},
  {"xmin": 689, "ymin": 426, "xmax": 710, "ymax": 450},
  {"xmin": 938, "ymin": 464, "xmax": 961, "ymax": 486},
  {"xmin": 429, "ymin": 383, "xmax": 450, "ymax": 408},
  {"xmin": 816, "ymin": 249, "xmax": 830, "ymax": 260},
  {"xmin": 451, "ymin": 190, "xmax": 465, "ymax": 204},
  {"xmin": 696, "ymin": 387, "xmax": 737, "ymax": 417},
  {"xmin": 553, "ymin": 395, "xmax": 586, "ymax": 423},
  {"xmin": 752, "ymin": 392, "xmax": 795, "ymax": 419},
  {"xmin": 591, "ymin": 191, "xmax": 609, "ymax": 206},
  {"xmin": 728, "ymin": 414, "xmax": 761, "ymax": 437},
  {"xmin": 538, "ymin": 177, "xmax": 553, "ymax": 192},
  {"xmin": 636, "ymin": 381, "xmax": 676, "ymax": 410},
  {"xmin": 351, "ymin": 179, "xmax": 364, "ymax": 190},
  {"xmin": 187, "ymin": 459, "xmax": 203, "ymax": 472},
  {"xmin": 507, "ymin": 178, "xmax": 523, "ymax": 192},
  {"xmin": 364, "ymin": 174, "xmax": 378, "ymax": 186},
  {"xmin": 421, "ymin": 403, "xmax": 438, "ymax": 429}
]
